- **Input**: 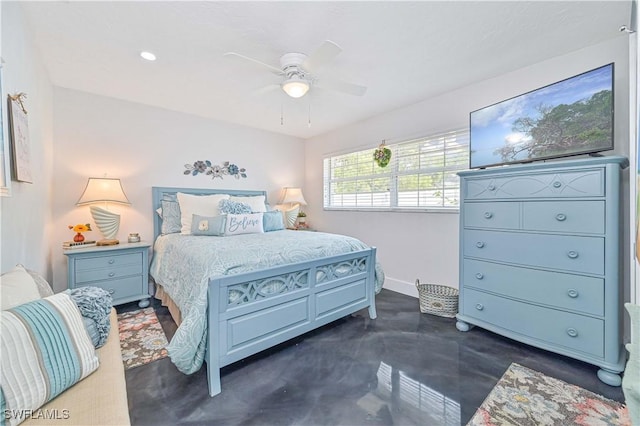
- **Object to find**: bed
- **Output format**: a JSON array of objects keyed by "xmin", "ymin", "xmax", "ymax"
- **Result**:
[{"xmin": 149, "ymin": 187, "xmax": 383, "ymax": 397}]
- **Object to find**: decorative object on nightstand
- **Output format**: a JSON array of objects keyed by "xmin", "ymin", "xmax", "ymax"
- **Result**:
[
  {"xmin": 297, "ymin": 210, "xmax": 307, "ymax": 226},
  {"xmin": 64, "ymin": 242, "xmax": 151, "ymax": 308},
  {"xmin": 68, "ymin": 223, "xmax": 91, "ymax": 242},
  {"xmin": 76, "ymin": 177, "xmax": 130, "ymax": 245},
  {"xmin": 280, "ymin": 187, "xmax": 307, "ymax": 228}
]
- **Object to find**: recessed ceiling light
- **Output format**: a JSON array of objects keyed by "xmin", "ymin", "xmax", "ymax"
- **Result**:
[{"xmin": 140, "ymin": 51, "xmax": 156, "ymax": 61}]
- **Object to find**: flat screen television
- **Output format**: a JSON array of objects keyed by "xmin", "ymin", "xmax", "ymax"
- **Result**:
[{"xmin": 469, "ymin": 63, "xmax": 614, "ymax": 169}]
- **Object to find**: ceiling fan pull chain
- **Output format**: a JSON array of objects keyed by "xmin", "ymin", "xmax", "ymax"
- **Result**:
[
  {"xmin": 308, "ymin": 99, "xmax": 312, "ymax": 128},
  {"xmin": 280, "ymin": 102, "xmax": 284, "ymax": 126}
]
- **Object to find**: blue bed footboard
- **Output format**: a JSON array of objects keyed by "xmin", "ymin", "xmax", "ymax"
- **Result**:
[{"xmin": 206, "ymin": 247, "xmax": 377, "ymax": 397}]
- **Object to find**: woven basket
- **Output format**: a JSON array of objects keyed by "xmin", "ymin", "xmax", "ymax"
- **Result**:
[{"xmin": 416, "ymin": 280, "xmax": 459, "ymax": 318}]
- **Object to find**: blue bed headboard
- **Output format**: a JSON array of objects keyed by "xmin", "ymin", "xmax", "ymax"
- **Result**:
[{"xmin": 151, "ymin": 187, "xmax": 268, "ymax": 241}]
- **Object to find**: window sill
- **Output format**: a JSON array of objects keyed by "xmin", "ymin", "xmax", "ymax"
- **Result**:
[{"xmin": 323, "ymin": 207, "xmax": 459, "ymax": 214}]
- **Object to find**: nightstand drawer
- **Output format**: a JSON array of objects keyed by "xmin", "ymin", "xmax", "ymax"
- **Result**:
[
  {"xmin": 463, "ymin": 229, "xmax": 604, "ymax": 274},
  {"xmin": 464, "ymin": 168, "xmax": 604, "ymax": 200},
  {"xmin": 75, "ymin": 263, "xmax": 143, "ymax": 284},
  {"xmin": 462, "ymin": 259, "xmax": 604, "ymax": 315},
  {"xmin": 462, "ymin": 288, "xmax": 604, "ymax": 358},
  {"xmin": 76, "ymin": 252, "xmax": 142, "ymax": 271},
  {"xmin": 522, "ymin": 201, "xmax": 605, "ymax": 234},
  {"xmin": 464, "ymin": 202, "xmax": 520, "ymax": 230},
  {"xmin": 76, "ymin": 275, "xmax": 143, "ymax": 302}
]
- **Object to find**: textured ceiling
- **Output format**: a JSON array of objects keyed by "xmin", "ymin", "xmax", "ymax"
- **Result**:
[{"xmin": 21, "ymin": 1, "xmax": 631, "ymax": 139}]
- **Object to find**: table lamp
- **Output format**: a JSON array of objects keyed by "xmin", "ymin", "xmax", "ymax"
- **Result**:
[
  {"xmin": 280, "ymin": 187, "xmax": 307, "ymax": 228},
  {"xmin": 76, "ymin": 177, "xmax": 130, "ymax": 245}
]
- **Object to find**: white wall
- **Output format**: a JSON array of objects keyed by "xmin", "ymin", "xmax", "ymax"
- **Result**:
[
  {"xmin": 0, "ymin": 3, "xmax": 54, "ymax": 276},
  {"xmin": 51, "ymin": 88, "xmax": 304, "ymax": 291},
  {"xmin": 305, "ymin": 36, "xmax": 631, "ymax": 299}
]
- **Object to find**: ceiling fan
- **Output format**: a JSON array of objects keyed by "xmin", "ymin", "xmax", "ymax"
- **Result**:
[{"xmin": 224, "ymin": 40, "xmax": 367, "ymax": 99}]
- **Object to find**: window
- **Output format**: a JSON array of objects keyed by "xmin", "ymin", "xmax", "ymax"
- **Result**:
[{"xmin": 323, "ymin": 129, "xmax": 469, "ymax": 210}]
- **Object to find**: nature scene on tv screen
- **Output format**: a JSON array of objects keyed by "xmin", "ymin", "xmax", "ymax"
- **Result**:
[{"xmin": 470, "ymin": 64, "xmax": 613, "ymax": 168}]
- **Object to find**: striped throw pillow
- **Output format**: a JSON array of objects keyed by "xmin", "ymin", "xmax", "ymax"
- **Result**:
[{"xmin": 1, "ymin": 293, "xmax": 99, "ymax": 426}]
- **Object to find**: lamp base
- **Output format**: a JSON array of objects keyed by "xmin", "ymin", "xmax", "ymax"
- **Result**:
[{"xmin": 96, "ymin": 239, "xmax": 120, "ymax": 246}]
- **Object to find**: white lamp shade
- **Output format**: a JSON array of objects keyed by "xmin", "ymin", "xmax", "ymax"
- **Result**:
[
  {"xmin": 280, "ymin": 187, "xmax": 307, "ymax": 206},
  {"xmin": 77, "ymin": 177, "xmax": 130, "ymax": 206}
]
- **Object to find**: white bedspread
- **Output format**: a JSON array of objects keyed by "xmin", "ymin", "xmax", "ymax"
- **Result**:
[{"xmin": 149, "ymin": 230, "xmax": 384, "ymax": 374}]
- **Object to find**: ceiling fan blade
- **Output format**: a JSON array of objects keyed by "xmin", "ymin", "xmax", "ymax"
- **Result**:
[
  {"xmin": 224, "ymin": 52, "xmax": 283, "ymax": 75},
  {"xmin": 302, "ymin": 40, "xmax": 342, "ymax": 72},
  {"xmin": 252, "ymin": 84, "xmax": 281, "ymax": 97},
  {"xmin": 316, "ymin": 77, "xmax": 367, "ymax": 96}
]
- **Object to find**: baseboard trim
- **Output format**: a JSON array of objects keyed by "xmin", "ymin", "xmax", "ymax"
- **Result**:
[{"xmin": 382, "ymin": 277, "xmax": 418, "ymax": 298}]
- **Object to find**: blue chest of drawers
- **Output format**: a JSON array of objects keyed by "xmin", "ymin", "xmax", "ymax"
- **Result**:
[
  {"xmin": 456, "ymin": 156, "xmax": 628, "ymax": 386},
  {"xmin": 64, "ymin": 242, "xmax": 151, "ymax": 308}
]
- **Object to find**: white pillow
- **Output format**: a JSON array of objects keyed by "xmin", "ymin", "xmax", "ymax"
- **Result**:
[
  {"xmin": 177, "ymin": 192, "xmax": 230, "ymax": 235},
  {"xmin": 229, "ymin": 195, "xmax": 267, "ymax": 213},
  {"xmin": 226, "ymin": 213, "xmax": 264, "ymax": 236},
  {"xmin": 1, "ymin": 265, "xmax": 42, "ymax": 310}
]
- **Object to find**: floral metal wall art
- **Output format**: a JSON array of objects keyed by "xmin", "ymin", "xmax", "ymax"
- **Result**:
[{"xmin": 184, "ymin": 161, "xmax": 247, "ymax": 179}]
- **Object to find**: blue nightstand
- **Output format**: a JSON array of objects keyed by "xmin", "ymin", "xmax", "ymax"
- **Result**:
[{"xmin": 64, "ymin": 242, "xmax": 151, "ymax": 307}]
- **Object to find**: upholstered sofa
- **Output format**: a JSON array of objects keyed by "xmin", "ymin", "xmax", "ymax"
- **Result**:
[
  {"xmin": 1, "ymin": 265, "xmax": 130, "ymax": 426},
  {"xmin": 22, "ymin": 309, "xmax": 131, "ymax": 426}
]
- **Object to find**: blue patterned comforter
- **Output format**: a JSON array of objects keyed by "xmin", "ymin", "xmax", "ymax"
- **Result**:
[{"xmin": 149, "ymin": 230, "xmax": 384, "ymax": 374}]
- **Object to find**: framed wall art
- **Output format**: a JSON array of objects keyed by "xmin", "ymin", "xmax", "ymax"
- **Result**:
[
  {"xmin": 8, "ymin": 91, "xmax": 32, "ymax": 183},
  {"xmin": 0, "ymin": 59, "xmax": 11, "ymax": 196}
]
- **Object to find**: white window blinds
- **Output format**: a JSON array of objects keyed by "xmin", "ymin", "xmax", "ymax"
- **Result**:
[{"xmin": 323, "ymin": 129, "xmax": 469, "ymax": 210}]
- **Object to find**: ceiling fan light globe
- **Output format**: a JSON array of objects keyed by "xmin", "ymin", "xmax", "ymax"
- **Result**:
[{"xmin": 282, "ymin": 79, "xmax": 310, "ymax": 98}]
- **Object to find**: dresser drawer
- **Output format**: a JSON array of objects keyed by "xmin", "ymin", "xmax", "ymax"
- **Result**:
[
  {"xmin": 462, "ymin": 288, "xmax": 604, "ymax": 358},
  {"xmin": 522, "ymin": 201, "xmax": 605, "ymax": 234},
  {"xmin": 75, "ymin": 275, "xmax": 144, "ymax": 302},
  {"xmin": 464, "ymin": 168, "xmax": 604, "ymax": 200},
  {"xmin": 75, "ymin": 263, "xmax": 142, "ymax": 284},
  {"xmin": 463, "ymin": 259, "xmax": 604, "ymax": 316},
  {"xmin": 464, "ymin": 202, "xmax": 520, "ymax": 230},
  {"xmin": 463, "ymin": 229, "xmax": 604, "ymax": 275},
  {"xmin": 75, "ymin": 252, "xmax": 142, "ymax": 271}
]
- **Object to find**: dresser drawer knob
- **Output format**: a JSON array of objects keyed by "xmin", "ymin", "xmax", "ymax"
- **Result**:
[
  {"xmin": 487, "ymin": 184, "xmax": 496, "ymax": 191},
  {"xmin": 566, "ymin": 328, "xmax": 578, "ymax": 338},
  {"xmin": 567, "ymin": 289, "xmax": 579, "ymax": 298},
  {"xmin": 108, "ymin": 289, "xmax": 115, "ymax": 295},
  {"xmin": 108, "ymin": 259, "xmax": 115, "ymax": 264},
  {"xmin": 475, "ymin": 303, "xmax": 484, "ymax": 311},
  {"xmin": 567, "ymin": 250, "xmax": 579, "ymax": 259},
  {"xmin": 475, "ymin": 273, "xmax": 484, "ymax": 280},
  {"xmin": 555, "ymin": 213, "xmax": 567, "ymax": 222},
  {"xmin": 476, "ymin": 241, "xmax": 485, "ymax": 248},
  {"xmin": 108, "ymin": 272, "xmax": 115, "ymax": 277},
  {"xmin": 553, "ymin": 181, "xmax": 562, "ymax": 188},
  {"xmin": 483, "ymin": 212, "xmax": 493, "ymax": 219}
]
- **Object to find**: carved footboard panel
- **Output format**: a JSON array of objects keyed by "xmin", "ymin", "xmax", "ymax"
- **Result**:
[{"xmin": 206, "ymin": 248, "xmax": 377, "ymax": 396}]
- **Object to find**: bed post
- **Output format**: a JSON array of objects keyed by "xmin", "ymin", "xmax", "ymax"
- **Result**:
[
  {"xmin": 206, "ymin": 281, "xmax": 221, "ymax": 397},
  {"xmin": 368, "ymin": 247, "xmax": 377, "ymax": 320}
]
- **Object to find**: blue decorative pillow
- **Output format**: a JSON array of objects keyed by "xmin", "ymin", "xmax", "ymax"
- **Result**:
[
  {"xmin": 65, "ymin": 286, "xmax": 113, "ymax": 348},
  {"xmin": 1, "ymin": 293, "xmax": 99, "ymax": 422},
  {"xmin": 263, "ymin": 210, "xmax": 285, "ymax": 232},
  {"xmin": 191, "ymin": 214, "xmax": 226, "ymax": 236},
  {"xmin": 219, "ymin": 199, "xmax": 252, "ymax": 214},
  {"xmin": 160, "ymin": 200, "xmax": 182, "ymax": 234}
]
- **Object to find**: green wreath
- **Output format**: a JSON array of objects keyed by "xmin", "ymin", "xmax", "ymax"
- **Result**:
[{"xmin": 374, "ymin": 143, "xmax": 392, "ymax": 168}]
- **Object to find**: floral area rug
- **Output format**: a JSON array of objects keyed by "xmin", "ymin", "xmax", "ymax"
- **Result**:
[
  {"xmin": 468, "ymin": 363, "xmax": 630, "ymax": 425},
  {"xmin": 117, "ymin": 307, "xmax": 169, "ymax": 370}
]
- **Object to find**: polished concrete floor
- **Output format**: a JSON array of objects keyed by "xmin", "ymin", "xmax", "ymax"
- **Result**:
[{"xmin": 121, "ymin": 289, "xmax": 625, "ymax": 425}]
